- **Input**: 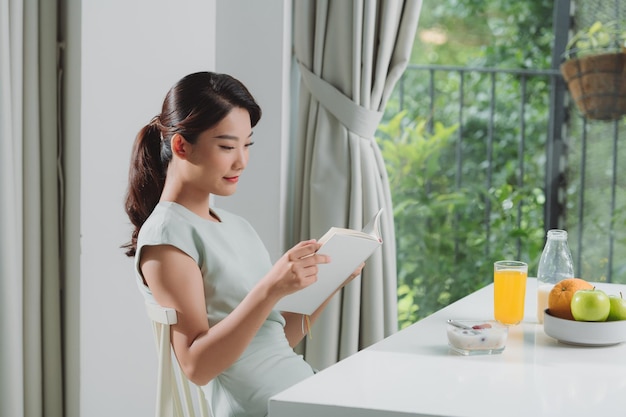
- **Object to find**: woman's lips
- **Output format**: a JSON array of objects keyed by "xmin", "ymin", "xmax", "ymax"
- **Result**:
[{"xmin": 224, "ymin": 176, "xmax": 239, "ymax": 183}]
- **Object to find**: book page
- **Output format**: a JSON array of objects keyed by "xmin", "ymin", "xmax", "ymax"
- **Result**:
[{"xmin": 317, "ymin": 208, "xmax": 383, "ymax": 245}]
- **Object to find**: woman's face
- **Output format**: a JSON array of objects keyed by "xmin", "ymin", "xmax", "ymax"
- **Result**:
[{"xmin": 182, "ymin": 106, "xmax": 254, "ymax": 197}]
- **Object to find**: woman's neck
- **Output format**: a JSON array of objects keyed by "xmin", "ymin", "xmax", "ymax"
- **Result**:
[{"xmin": 160, "ymin": 185, "xmax": 216, "ymax": 221}]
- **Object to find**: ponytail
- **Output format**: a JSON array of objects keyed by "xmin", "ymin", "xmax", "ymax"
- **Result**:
[{"xmin": 122, "ymin": 119, "xmax": 167, "ymax": 257}]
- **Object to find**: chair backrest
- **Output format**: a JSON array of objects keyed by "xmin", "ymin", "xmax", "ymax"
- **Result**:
[{"xmin": 145, "ymin": 301, "xmax": 214, "ymax": 417}]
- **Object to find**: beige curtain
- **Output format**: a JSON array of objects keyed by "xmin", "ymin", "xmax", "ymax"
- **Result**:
[
  {"xmin": 0, "ymin": 0, "xmax": 64, "ymax": 416},
  {"xmin": 291, "ymin": 0, "xmax": 422, "ymax": 370}
]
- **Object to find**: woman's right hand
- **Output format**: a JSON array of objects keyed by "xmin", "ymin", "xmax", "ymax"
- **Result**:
[{"xmin": 264, "ymin": 239, "xmax": 330, "ymax": 299}]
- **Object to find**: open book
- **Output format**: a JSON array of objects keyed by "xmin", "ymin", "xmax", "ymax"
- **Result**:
[{"xmin": 275, "ymin": 208, "xmax": 384, "ymax": 315}]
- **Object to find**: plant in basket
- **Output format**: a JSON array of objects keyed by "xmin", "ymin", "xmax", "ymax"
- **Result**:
[{"xmin": 560, "ymin": 20, "xmax": 626, "ymax": 121}]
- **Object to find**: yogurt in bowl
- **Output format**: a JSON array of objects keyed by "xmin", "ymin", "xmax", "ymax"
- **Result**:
[{"xmin": 446, "ymin": 320, "xmax": 508, "ymax": 355}]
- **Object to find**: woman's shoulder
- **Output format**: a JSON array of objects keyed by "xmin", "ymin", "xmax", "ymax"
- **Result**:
[
  {"xmin": 138, "ymin": 202, "xmax": 204, "ymax": 245},
  {"xmin": 137, "ymin": 202, "xmax": 204, "ymax": 262},
  {"xmin": 139, "ymin": 202, "xmax": 259, "ymax": 246},
  {"xmin": 141, "ymin": 202, "xmax": 194, "ymax": 231}
]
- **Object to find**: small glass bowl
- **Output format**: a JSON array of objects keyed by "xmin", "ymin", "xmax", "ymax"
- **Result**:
[{"xmin": 446, "ymin": 319, "xmax": 508, "ymax": 355}]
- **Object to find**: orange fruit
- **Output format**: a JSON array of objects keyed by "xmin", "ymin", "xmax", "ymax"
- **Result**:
[{"xmin": 548, "ymin": 278, "xmax": 593, "ymax": 320}]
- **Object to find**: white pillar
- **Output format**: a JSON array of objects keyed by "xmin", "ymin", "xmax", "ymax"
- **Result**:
[{"xmin": 214, "ymin": 0, "xmax": 293, "ymax": 261}]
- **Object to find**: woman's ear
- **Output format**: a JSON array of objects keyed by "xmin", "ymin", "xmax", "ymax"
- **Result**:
[{"xmin": 171, "ymin": 133, "xmax": 189, "ymax": 159}]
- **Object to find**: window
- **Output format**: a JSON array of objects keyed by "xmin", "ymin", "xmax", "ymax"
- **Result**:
[{"xmin": 378, "ymin": 0, "xmax": 626, "ymax": 328}]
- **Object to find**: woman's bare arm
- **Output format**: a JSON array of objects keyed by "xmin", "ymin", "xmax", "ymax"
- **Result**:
[{"xmin": 141, "ymin": 240, "xmax": 328, "ymax": 386}]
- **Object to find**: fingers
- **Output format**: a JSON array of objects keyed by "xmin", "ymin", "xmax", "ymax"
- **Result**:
[
  {"xmin": 289, "ymin": 253, "xmax": 328, "ymax": 279},
  {"xmin": 283, "ymin": 241, "xmax": 330, "ymax": 286},
  {"xmin": 339, "ymin": 262, "xmax": 365, "ymax": 287},
  {"xmin": 271, "ymin": 240, "xmax": 335, "ymax": 297},
  {"xmin": 351, "ymin": 262, "xmax": 365, "ymax": 277},
  {"xmin": 288, "ymin": 240, "xmax": 318, "ymax": 260},
  {"xmin": 288, "ymin": 240, "xmax": 330, "ymax": 265}
]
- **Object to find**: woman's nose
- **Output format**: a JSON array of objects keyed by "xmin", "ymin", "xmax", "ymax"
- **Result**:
[{"xmin": 233, "ymin": 148, "xmax": 248, "ymax": 169}]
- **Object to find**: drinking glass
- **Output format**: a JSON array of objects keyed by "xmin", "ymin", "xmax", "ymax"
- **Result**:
[{"xmin": 493, "ymin": 260, "xmax": 528, "ymax": 325}]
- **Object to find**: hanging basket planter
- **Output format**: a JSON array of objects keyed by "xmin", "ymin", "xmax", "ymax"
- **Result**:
[{"xmin": 560, "ymin": 51, "xmax": 626, "ymax": 121}]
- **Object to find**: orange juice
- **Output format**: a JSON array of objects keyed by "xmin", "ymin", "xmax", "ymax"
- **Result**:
[{"xmin": 493, "ymin": 262, "xmax": 528, "ymax": 325}]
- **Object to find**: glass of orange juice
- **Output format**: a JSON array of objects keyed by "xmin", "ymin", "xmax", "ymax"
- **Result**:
[{"xmin": 494, "ymin": 260, "xmax": 528, "ymax": 325}]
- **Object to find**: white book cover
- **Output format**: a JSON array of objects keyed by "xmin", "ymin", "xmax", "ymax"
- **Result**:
[{"xmin": 275, "ymin": 209, "xmax": 384, "ymax": 315}]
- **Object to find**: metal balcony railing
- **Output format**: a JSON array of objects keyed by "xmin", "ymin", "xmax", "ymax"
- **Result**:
[{"xmin": 386, "ymin": 63, "xmax": 624, "ymax": 283}]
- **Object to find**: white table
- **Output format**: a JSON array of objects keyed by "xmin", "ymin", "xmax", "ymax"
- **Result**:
[{"xmin": 269, "ymin": 279, "xmax": 626, "ymax": 417}]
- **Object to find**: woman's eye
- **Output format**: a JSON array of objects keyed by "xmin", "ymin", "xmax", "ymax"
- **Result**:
[{"xmin": 218, "ymin": 142, "xmax": 254, "ymax": 151}]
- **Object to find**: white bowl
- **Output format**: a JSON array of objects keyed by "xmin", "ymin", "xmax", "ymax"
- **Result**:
[
  {"xmin": 543, "ymin": 309, "xmax": 626, "ymax": 346},
  {"xmin": 446, "ymin": 320, "xmax": 508, "ymax": 355}
]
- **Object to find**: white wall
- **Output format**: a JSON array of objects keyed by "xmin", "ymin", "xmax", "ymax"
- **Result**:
[
  {"xmin": 213, "ymin": 0, "xmax": 292, "ymax": 262},
  {"xmin": 77, "ymin": 1, "xmax": 291, "ymax": 416}
]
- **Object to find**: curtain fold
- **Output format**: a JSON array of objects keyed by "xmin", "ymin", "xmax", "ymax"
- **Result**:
[
  {"xmin": 0, "ymin": 0, "xmax": 63, "ymax": 416},
  {"xmin": 1, "ymin": 2, "xmax": 26, "ymax": 416},
  {"xmin": 292, "ymin": 0, "xmax": 422, "ymax": 370}
]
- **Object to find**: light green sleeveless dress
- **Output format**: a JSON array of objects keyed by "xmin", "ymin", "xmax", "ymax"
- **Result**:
[{"xmin": 135, "ymin": 202, "xmax": 315, "ymax": 417}]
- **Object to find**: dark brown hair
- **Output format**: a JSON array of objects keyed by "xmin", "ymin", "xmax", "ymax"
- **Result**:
[{"xmin": 122, "ymin": 72, "xmax": 261, "ymax": 257}]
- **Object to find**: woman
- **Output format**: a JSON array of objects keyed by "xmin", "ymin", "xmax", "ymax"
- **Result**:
[{"xmin": 123, "ymin": 71, "xmax": 361, "ymax": 417}]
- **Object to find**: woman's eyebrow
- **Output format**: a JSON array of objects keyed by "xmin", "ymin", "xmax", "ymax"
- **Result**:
[{"xmin": 213, "ymin": 132, "xmax": 254, "ymax": 140}]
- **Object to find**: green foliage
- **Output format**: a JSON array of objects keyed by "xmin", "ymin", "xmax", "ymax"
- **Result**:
[
  {"xmin": 564, "ymin": 20, "xmax": 626, "ymax": 59},
  {"xmin": 378, "ymin": 0, "xmax": 557, "ymax": 330},
  {"xmin": 564, "ymin": 115, "xmax": 626, "ymax": 284},
  {"xmin": 377, "ymin": 106, "xmax": 546, "ymax": 329},
  {"xmin": 381, "ymin": 0, "xmax": 625, "ymax": 330},
  {"xmin": 411, "ymin": 0, "xmax": 554, "ymax": 68}
]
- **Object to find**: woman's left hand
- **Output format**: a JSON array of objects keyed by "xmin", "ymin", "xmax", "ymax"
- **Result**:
[
  {"xmin": 282, "ymin": 261, "xmax": 366, "ymax": 346},
  {"xmin": 342, "ymin": 262, "xmax": 365, "ymax": 287}
]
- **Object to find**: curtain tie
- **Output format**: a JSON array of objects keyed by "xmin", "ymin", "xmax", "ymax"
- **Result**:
[{"xmin": 298, "ymin": 62, "xmax": 383, "ymax": 139}]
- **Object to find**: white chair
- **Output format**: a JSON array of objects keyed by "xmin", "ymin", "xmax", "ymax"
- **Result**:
[{"xmin": 145, "ymin": 301, "xmax": 214, "ymax": 417}]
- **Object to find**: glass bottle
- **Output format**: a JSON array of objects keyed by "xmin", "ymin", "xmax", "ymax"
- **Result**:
[{"xmin": 536, "ymin": 229, "xmax": 574, "ymax": 323}]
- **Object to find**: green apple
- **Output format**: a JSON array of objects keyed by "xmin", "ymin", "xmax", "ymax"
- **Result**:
[
  {"xmin": 570, "ymin": 288, "xmax": 610, "ymax": 322},
  {"xmin": 607, "ymin": 292, "xmax": 626, "ymax": 321}
]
